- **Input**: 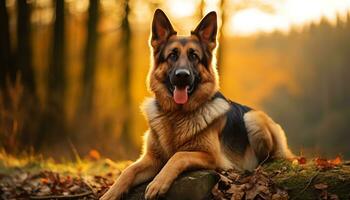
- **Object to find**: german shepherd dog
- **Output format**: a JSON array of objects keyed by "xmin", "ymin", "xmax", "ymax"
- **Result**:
[{"xmin": 101, "ymin": 9, "xmax": 294, "ymax": 200}]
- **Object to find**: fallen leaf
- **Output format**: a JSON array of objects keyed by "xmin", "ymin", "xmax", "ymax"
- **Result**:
[
  {"xmin": 329, "ymin": 156, "xmax": 342, "ymax": 166},
  {"xmin": 297, "ymin": 157, "xmax": 307, "ymax": 165},
  {"xmin": 315, "ymin": 158, "xmax": 332, "ymax": 169},
  {"xmin": 88, "ymin": 149, "xmax": 101, "ymax": 160},
  {"xmin": 230, "ymin": 192, "xmax": 244, "ymax": 200},
  {"xmin": 40, "ymin": 178, "xmax": 49, "ymax": 184},
  {"xmin": 212, "ymin": 168, "xmax": 288, "ymax": 200},
  {"xmin": 319, "ymin": 190, "xmax": 328, "ymax": 200},
  {"xmin": 329, "ymin": 194, "xmax": 339, "ymax": 200},
  {"xmin": 36, "ymin": 185, "xmax": 51, "ymax": 196},
  {"xmin": 314, "ymin": 183, "xmax": 328, "ymax": 190},
  {"xmin": 315, "ymin": 156, "xmax": 342, "ymax": 170}
]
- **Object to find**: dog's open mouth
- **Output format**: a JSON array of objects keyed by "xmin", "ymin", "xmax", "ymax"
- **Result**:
[
  {"xmin": 173, "ymin": 85, "xmax": 193, "ymax": 104},
  {"xmin": 165, "ymin": 69, "xmax": 198, "ymax": 105},
  {"xmin": 169, "ymin": 84, "xmax": 194, "ymax": 105}
]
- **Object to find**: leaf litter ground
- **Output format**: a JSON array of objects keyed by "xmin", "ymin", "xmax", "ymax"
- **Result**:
[{"xmin": 1, "ymin": 151, "xmax": 349, "ymax": 200}]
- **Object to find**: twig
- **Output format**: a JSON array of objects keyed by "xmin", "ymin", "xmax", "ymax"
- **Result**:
[
  {"xmin": 256, "ymin": 153, "xmax": 270, "ymax": 171},
  {"xmin": 83, "ymin": 179, "xmax": 97, "ymax": 198},
  {"xmin": 29, "ymin": 191, "xmax": 93, "ymax": 199},
  {"xmin": 67, "ymin": 138, "xmax": 82, "ymax": 163},
  {"xmin": 291, "ymin": 169, "xmax": 320, "ymax": 200}
]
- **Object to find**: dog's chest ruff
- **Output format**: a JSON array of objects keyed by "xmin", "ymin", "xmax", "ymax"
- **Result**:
[{"xmin": 141, "ymin": 97, "xmax": 230, "ymax": 139}]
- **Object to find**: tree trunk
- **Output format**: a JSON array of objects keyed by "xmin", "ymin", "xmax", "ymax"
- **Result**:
[
  {"xmin": 17, "ymin": 0, "xmax": 35, "ymax": 93},
  {"xmin": 15, "ymin": 0, "xmax": 38, "ymax": 151},
  {"xmin": 217, "ymin": 0, "xmax": 225, "ymax": 75},
  {"xmin": 120, "ymin": 0, "xmax": 133, "ymax": 155},
  {"xmin": 0, "ymin": 0, "xmax": 13, "ymax": 89},
  {"xmin": 81, "ymin": 0, "xmax": 99, "ymax": 114},
  {"xmin": 48, "ymin": 0, "xmax": 65, "ymax": 99},
  {"xmin": 39, "ymin": 0, "xmax": 66, "ymax": 146},
  {"xmin": 199, "ymin": 0, "xmax": 205, "ymax": 19}
]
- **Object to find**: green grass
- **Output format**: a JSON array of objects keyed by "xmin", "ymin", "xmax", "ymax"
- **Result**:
[{"xmin": 0, "ymin": 149, "xmax": 131, "ymax": 176}]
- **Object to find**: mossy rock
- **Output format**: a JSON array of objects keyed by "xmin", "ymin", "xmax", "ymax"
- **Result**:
[
  {"xmin": 122, "ymin": 160, "xmax": 350, "ymax": 200},
  {"xmin": 263, "ymin": 159, "xmax": 350, "ymax": 200},
  {"xmin": 123, "ymin": 170, "xmax": 219, "ymax": 200}
]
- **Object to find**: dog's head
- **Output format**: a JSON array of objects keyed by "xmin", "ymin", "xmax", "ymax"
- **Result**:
[{"xmin": 147, "ymin": 9, "xmax": 219, "ymax": 112}]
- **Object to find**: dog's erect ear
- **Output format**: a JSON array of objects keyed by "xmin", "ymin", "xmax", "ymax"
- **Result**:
[
  {"xmin": 192, "ymin": 11, "xmax": 217, "ymax": 49},
  {"xmin": 151, "ymin": 9, "xmax": 176, "ymax": 48}
]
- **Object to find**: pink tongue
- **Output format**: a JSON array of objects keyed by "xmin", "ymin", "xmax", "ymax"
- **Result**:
[{"xmin": 173, "ymin": 86, "xmax": 188, "ymax": 104}]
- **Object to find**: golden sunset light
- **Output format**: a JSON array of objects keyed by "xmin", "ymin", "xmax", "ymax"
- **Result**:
[
  {"xmin": 228, "ymin": 0, "xmax": 350, "ymax": 35},
  {"xmin": 165, "ymin": 0, "xmax": 197, "ymax": 18}
]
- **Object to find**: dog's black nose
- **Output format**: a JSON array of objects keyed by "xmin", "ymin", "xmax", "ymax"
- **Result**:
[
  {"xmin": 172, "ymin": 69, "xmax": 191, "ymax": 87},
  {"xmin": 175, "ymin": 69, "xmax": 190, "ymax": 79}
]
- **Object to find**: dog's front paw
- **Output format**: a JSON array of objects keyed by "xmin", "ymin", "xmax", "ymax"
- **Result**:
[
  {"xmin": 100, "ymin": 187, "xmax": 123, "ymax": 200},
  {"xmin": 145, "ymin": 178, "xmax": 171, "ymax": 200}
]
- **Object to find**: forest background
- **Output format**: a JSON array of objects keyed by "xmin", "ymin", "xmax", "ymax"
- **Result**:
[{"xmin": 1, "ymin": 0, "xmax": 350, "ymax": 161}]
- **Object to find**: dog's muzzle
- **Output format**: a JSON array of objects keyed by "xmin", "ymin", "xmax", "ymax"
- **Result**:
[{"xmin": 168, "ymin": 68, "xmax": 195, "ymax": 104}]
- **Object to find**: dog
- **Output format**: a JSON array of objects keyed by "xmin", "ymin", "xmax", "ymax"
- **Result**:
[{"xmin": 100, "ymin": 9, "xmax": 294, "ymax": 200}]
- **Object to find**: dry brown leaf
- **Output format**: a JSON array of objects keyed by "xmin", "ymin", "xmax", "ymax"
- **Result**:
[
  {"xmin": 36, "ymin": 185, "xmax": 51, "ymax": 196},
  {"xmin": 315, "ymin": 158, "xmax": 333, "ymax": 169},
  {"xmin": 297, "ymin": 156, "xmax": 307, "ymax": 164},
  {"xmin": 314, "ymin": 183, "xmax": 328, "ymax": 190},
  {"xmin": 212, "ymin": 184, "xmax": 226, "ymax": 200},
  {"xmin": 329, "ymin": 194, "xmax": 339, "ymax": 200},
  {"xmin": 213, "ymin": 169, "xmax": 288, "ymax": 200},
  {"xmin": 230, "ymin": 192, "xmax": 244, "ymax": 200},
  {"xmin": 314, "ymin": 156, "xmax": 343, "ymax": 170},
  {"xmin": 272, "ymin": 191, "xmax": 288, "ymax": 200}
]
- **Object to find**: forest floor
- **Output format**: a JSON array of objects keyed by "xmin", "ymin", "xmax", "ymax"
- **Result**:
[{"xmin": 0, "ymin": 150, "xmax": 349, "ymax": 200}]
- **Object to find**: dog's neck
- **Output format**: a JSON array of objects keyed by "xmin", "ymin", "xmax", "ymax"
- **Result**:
[{"xmin": 141, "ymin": 96, "xmax": 230, "ymax": 136}]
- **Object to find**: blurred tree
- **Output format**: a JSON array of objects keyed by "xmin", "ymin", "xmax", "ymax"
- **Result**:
[
  {"xmin": 199, "ymin": 0, "xmax": 205, "ymax": 18},
  {"xmin": 261, "ymin": 13, "xmax": 350, "ymax": 157},
  {"xmin": 0, "ymin": 0, "xmax": 13, "ymax": 89},
  {"xmin": 17, "ymin": 0, "xmax": 35, "ymax": 94},
  {"xmin": 81, "ymin": 0, "xmax": 99, "ymax": 114},
  {"xmin": 49, "ymin": 0, "xmax": 65, "ymax": 105},
  {"xmin": 10, "ymin": 0, "xmax": 38, "ymax": 152},
  {"xmin": 217, "ymin": 0, "xmax": 225, "ymax": 74},
  {"xmin": 120, "ymin": 0, "xmax": 133, "ymax": 154},
  {"xmin": 39, "ymin": 0, "xmax": 67, "ymax": 146}
]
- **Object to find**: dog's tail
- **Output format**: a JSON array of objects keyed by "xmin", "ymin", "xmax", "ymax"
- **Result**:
[
  {"xmin": 266, "ymin": 117, "xmax": 295, "ymax": 160},
  {"xmin": 244, "ymin": 111, "xmax": 295, "ymax": 162}
]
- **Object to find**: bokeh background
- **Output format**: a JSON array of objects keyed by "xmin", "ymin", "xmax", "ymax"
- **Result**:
[{"xmin": 1, "ymin": 0, "xmax": 350, "ymax": 161}]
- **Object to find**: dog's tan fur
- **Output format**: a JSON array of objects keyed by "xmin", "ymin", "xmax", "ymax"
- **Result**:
[{"xmin": 100, "ymin": 9, "xmax": 293, "ymax": 200}]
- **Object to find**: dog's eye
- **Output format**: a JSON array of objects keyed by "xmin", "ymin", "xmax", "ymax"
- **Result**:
[
  {"xmin": 168, "ymin": 52, "xmax": 178, "ymax": 62},
  {"xmin": 188, "ymin": 52, "xmax": 198, "ymax": 62}
]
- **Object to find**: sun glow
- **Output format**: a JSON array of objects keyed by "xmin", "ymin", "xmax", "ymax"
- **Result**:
[
  {"xmin": 229, "ymin": 0, "xmax": 350, "ymax": 36},
  {"xmin": 229, "ymin": 8, "xmax": 289, "ymax": 36},
  {"xmin": 165, "ymin": 0, "xmax": 197, "ymax": 18}
]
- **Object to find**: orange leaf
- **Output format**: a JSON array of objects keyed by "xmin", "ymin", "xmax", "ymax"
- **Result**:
[
  {"xmin": 40, "ymin": 178, "xmax": 49, "ymax": 184},
  {"xmin": 315, "ymin": 157, "xmax": 332, "ymax": 169},
  {"xmin": 88, "ymin": 149, "xmax": 101, "ymax": 160},
  {"xmin": 329, "ymin": 156, "xmax": 342, "ymax": 166}
]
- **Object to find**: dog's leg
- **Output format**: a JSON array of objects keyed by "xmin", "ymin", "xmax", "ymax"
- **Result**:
[
  {"xmin": 100, "ymin": 154, "xmax": 161, "ymax": 200},
  {"xmin": 144, "ymin": 151, "xmax": 215, "ymax": 200}
]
